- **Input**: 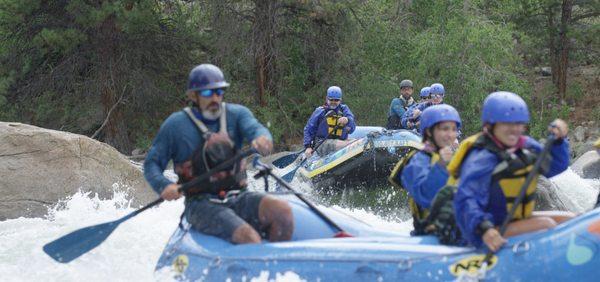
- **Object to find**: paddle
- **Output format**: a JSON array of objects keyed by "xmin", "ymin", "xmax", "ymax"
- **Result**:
[
  {"xmin": 270, "ymin": 110, "xmax": 337, "ymax": 169},
  {"xmin": 43, "ymin": 148, "xmax": 257, "ymax": 263},
  {"xmin": 473, "ymin": 134, "xmax": 556, "ymax": 279},
  {"xmin": 253, "ymin": 158, "xmax": 352, "ymax": 237},
  {"xmin": 271, "ymin": 149, "xmax": 304, "ymax": 169},
  {"xmin": 281, "ymin": 124, "xmax": 344, "ymax": 182}
]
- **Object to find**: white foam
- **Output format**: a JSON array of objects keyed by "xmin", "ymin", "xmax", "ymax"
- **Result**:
[
  {"xmin": 549, "ymin": 168, "xmax": 600, "ymax": 213},
  {"xmin": 0, "ymin": 166, "xmax": 597, "ymax": 281},
  {"xmin": 0, "ymin": 189, "xmax": 183, "ymax": 282}
]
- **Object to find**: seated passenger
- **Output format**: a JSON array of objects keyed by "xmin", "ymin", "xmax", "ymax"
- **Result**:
[
  {"xmin": 452, "ymin": 91, "xmax": 572, "ymax": 251},
  {"xmin": 418, "ymin": 86, "xmax": 431, "ymax": 103},
  {"xmin": 389, "ymin": 104, "xmax": 461, "ymax": 236},
  {"xmin": 144, "ymin": 64, "xmax": 294, "ymax": 244},
  {"xmin": 303, "ymin": 86, "xmax": 356, "ymax": 157},
  {"xmin": 402, "ymin": 83, "xmax": 445, "ymax": 130},
  {"xmin": 386, "ymin": 79, "xmax": 416, "ymax": 130}
]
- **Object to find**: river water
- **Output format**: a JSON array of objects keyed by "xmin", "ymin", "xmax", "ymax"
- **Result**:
[{"xmin": 0, "ymin": 168, "xmax": 598, "ymax": 281}]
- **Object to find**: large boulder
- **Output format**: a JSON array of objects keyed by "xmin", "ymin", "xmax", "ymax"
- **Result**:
[
  {"xmin": 0, "ymin": 122, "xmax": 157, "ymax": 220},
  {"xmin": 571, "ymin": 150, "xmax": 600, "ymax": 179},
  {"xmin": 535, "ymin": 177, "xmax": 570, "ymax": 212},
  {"xmin": 536, "ymin": 174, "xmax": 599, "ymax": 214}
]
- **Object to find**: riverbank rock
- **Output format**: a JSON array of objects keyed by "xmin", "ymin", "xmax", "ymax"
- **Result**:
[
  {"xmin": 536, "ymin": 177, "xmax": 570, "ymax": 212},
  {"xmin": 0, "ymin": 122, "xmax": 156, "ymax": 220},
  {"xmin": 571, "ymin": 150, "xmax": 600, "ymax": 179}
]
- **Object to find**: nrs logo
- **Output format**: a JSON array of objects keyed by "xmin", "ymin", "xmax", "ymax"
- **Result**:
[
  {"xmin": 449, "ymin": 255, "xmax": 498, "ymax": 276},
  {"xmin": 173, "ymin": 255, "xmax": 189, "ymax": 274}
]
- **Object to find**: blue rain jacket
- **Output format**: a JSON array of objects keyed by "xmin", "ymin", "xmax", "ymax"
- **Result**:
[
  {"xmin": 401, "ymin": 102, "xmax": 432, "ymax": 129},
  {"xmin": 453, "ymin": 136, "xmax": 570, "ymax": 247},
  {"xmin": 399, "ymin": 151, "xmax": 449, "ymax": 209},
  {"xmin": 303, "ymin": 104, "xmax": 356, "ymax": 148}
]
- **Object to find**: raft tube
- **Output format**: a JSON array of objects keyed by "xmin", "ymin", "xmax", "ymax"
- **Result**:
[
  {"xmin": 295, "ymin": 126, "xmax": 423, "ymax": 189},
  {"xmin": 155, "ymin": 196, "xmax": 600, "ymax": 281}
]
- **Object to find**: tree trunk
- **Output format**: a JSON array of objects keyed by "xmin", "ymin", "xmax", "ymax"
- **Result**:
[
  {"xmin": 546, "ymin": 7, "xmax": 559, "ymax": 87},
  {"xmin": 557, "ymin": 0, "xmax": 573, "ymax": 101},
  {"xmin": 252, "ymin": 0, "xmax": 278, "ymax": 107},
  {"xmin": 97, "ymin": 14, "xmax": 132, "ymax": 154}
]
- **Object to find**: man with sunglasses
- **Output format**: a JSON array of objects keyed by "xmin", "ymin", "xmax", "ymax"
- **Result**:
[
  {"xmin": 144, "ymin": 64, "xmax": 293, "ymax": 244},
  {"xmin": 402, "ymin": 83, "xmax": 446, "ymax": 131},
  {"xmin": 386, "ymin": 79, "xmax": 416, "ymax": 129},
  {"xmin": 303, "ymin": 86, "xmax": 356, "ymax": 157}
]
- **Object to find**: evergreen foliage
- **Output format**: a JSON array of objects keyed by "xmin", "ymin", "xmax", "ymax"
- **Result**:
[{"xmin": 0, "ymin": 0, "xmax": 596, "ymax": 152}]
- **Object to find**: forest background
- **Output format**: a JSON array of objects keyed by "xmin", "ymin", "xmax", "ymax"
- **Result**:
[{"xmin": 0, "ymin": 0, "xmax": 598, "ymax": 154}]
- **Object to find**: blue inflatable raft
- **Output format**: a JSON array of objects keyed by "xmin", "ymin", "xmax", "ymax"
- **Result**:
[
  {"xmin": 293, "ymin": 126, "xmax": 423, "ymax": 189},
  {"xmin": 155, "ymin": 196, "xmax": 600, "ymax": 281}
]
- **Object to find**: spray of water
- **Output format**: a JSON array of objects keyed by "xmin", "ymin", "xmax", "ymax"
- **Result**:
[{"xmin": 0, "ymin": 166, "xmax": 597, "ymax": 281}]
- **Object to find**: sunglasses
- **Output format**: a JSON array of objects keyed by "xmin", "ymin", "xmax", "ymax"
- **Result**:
[
  {"xmin": 431, "ymin": 94, "xmax": 444, "ymax": 99},
  {"xmin": 328, "ymin": 98, "xmax": 341, "ymax": 102},
  {"xmin": 198, "ymin": 88, "xmax": 225, "ymax": 98}
]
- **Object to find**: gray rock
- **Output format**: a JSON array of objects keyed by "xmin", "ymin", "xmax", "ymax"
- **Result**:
[
  {"xmin": 571, "ymin": 150, "xmax": 600, "ymax": 179},
  {"xmin": 536, "ymin": 177, "xmax": 570, "ymax": 212},
  {"xmin": 573, "ymin": 126, "xmax": 586, "ymax": 142},
  {"xmin": 574, "ymin": 140, "xmax": 597, "ymax": 159},
  {"xmin": 541, "ymin": 67, "xmax": 552, "ymax": 76},
  {"xmin": 0, "ymin": 122, "xmax": 156, "ymax": 220},
  {"xmin": 131, "ymin": 148, "xmax": 143, "ymax": 156}
]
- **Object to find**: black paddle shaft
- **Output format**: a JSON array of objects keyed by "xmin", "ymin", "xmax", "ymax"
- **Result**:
[
  {"xmin": 482, "ymin": 134, "xmax": 556, "ymax": 264},
  {"xmin": 253, "ymin": 159, "xmax": 348, "ymax": 234}
]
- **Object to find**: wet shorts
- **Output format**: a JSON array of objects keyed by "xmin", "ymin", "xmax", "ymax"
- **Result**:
[{"xmin": 184, "ymin": 191, "xmax": 267, "ymax": 242}]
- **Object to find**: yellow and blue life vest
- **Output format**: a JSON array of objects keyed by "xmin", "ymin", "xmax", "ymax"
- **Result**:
[
  {"xmin": 447, "ymin": 133, "xmax": 539, "ymax": 220},
  {"xmin": 389, "ymin": 149, "xmax": 441, "ymax": 230}
]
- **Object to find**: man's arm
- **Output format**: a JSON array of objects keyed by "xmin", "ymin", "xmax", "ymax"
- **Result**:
[
  {"xmin": 390, "ymin": 98, "xmax": 406, "ymax": 118},
  {"xmin": 237, "ymin": 106, "xmax": 272, "ymax": 140},
  {"xmin": 144, "ymin": 120, "xmax": 176, "ymax": 195},
  {"xmin": 400, "ymin": 152, "xmax": 449, "ymax": 209},
  {"xmin": 342, "ymin": 105, "xmax": 356, "ymax": 134},
  {"xmin": 303, "ymin": 108, "xmax": 323, "ymax": 148}
]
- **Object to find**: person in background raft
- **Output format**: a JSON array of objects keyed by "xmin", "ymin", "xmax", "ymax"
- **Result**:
[
  {"xmin": 402, "ymin": 83, "xmax": 445, "ymax": 130},
  {"xmin": 386, "ymin": 79, "xmax": 416, "ymax": 130},
  {"xmin": 389, "ymin": 104, "xmax": 461, "ymax": 238},
  {"xmin": 418, "ymin": 86, "xmax": 431, "ymax": 103},
  {"xmin": 451, "ymin": 91, "xmax": 573, "ymax": 251},
  {"xmin": 144, "ymin": 64, "xmax": 293, "ymax": 244},
  {"xmin": 303, "ymin": 86, "xmax": 356, "ymax": 158}
]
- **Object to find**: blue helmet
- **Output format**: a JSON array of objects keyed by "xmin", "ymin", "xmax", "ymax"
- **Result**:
[
  {"xmin": 481, "ymin": 91, "xmax": 529, "ymax": 124},
  {"xmin": 430, "ymin": 83, "xmax": 445, "ymax": 96},
  {"xmin": 419, "ymin": 104, "xmax": 461, "ymax": 135},
  {"xmin": 327, "ymin": 86, "xmax": 343, "ymax": 99},
  {"xmin": 420, "ymin": 87, "xmax": 431, "ymax": 98},
  {"xmin": 187, "ymin": 64, "xmax": 230, "ymax": 91}
]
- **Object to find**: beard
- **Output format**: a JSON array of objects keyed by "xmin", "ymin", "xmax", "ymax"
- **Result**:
[{"xmin": 202, "ymin": 103, "xmax": 222, "ymax": 120}]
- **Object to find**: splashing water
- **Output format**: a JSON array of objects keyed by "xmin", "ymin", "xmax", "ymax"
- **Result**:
[
  {"xmin": 0, "ymin": 166, "xmax": 597, "ymax": 281},
  {"xmin": 548, "ymin": 168, "xmax": 600, "ymax": 213}
]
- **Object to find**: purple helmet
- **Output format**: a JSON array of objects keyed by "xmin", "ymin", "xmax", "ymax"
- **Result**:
[{"xmin": 187, "ymin": 64, "xmax": 230, "ymax": 91}]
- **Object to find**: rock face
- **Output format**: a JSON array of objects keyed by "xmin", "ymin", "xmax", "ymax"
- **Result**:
[
  {"xmin": 0, "ymin": 122, "xmax": 157, "ymax": 220},
  {"xmin": 571, "ymin": 150, "xmax": 600, "ymax": 179},
  {"xmin": 536, "ymin": 177, "xmax": 570, "ymax": 212}
]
